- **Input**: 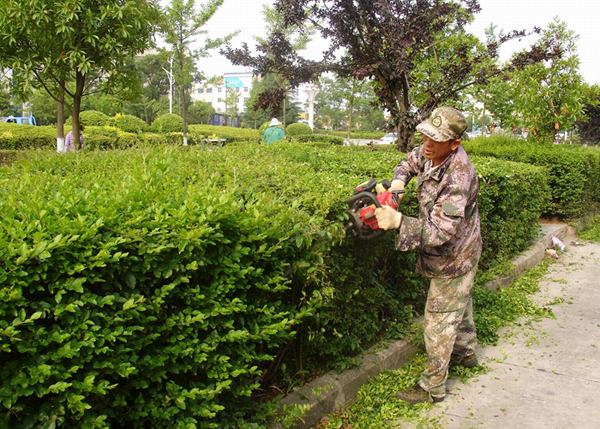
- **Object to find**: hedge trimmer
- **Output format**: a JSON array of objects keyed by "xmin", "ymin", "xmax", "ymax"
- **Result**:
[{"xmin": 344, "ymin": 179, "xmax": 404, "ymax": 240}]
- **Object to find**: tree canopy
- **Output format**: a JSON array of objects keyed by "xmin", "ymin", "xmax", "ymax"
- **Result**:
[
  {"xmin": 0, "ymin": 0, "xmax": 160, "ymax": 148},
  {"xmin": 223, "ymin": 0, "xmax": 558, "ymax": 151}
]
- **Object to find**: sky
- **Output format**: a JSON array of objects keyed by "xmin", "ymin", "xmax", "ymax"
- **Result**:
[{"xmin": 191, "ymin": 0, "xmax": 600, "ymax": 86}]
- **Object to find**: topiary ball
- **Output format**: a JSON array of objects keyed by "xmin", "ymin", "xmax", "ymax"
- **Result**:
[{"xmin": 151, "ymin": 114, "xmax": 184, "ymax": 133}]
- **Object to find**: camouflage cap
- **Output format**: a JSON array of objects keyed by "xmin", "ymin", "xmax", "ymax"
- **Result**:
[{"xmin": 416, "ymin": 106, "xmax": 468, "ymax": 142}]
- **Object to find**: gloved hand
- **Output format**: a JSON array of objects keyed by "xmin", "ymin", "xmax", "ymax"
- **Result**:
[
  {"xmin": 389, "ymin": 179, "xmax": 405, "ymax": 202},
  {"xmin": 375, "ymin": 205, "xmax": 403, "ymax": 230},
  {"xmin": 389, "ymin": 179, "xmax": 405, "ymax": 192}
]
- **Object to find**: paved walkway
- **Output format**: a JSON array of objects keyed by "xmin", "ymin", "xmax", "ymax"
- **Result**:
[{"xmin": 407, "ymin": 238, "xmax": 600, "ymax": 428}]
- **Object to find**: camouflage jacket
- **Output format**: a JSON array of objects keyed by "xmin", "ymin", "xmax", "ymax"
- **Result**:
[{"xmin": 392, "ymin": 145, "xmax": 482, "ymax": 279}]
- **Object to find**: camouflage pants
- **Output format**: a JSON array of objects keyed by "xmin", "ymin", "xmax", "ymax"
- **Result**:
[{"xmin": 419, "ymin": 266, "xmax": 478, "ymax": 399}]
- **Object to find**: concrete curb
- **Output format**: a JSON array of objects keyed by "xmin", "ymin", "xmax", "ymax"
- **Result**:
[{"xmin": 269, "ymin": 222, "xmax": 582, "ymax": 429}]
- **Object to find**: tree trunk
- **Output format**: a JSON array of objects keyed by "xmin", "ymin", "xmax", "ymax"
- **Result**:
[
  {"xmin": 72, "ymin": 72, "xmax": 85, "ymax": 150},
  {"xmin": 481, "ymin": 102, "xmax": 486, "ymax": 136},
  {"xmin": 347, "ymin": 104, "xmax": 353, "ymax": 140},
  {"xmin": 56, "ymin": 84, "xmax": 65, "ymax": 152}
]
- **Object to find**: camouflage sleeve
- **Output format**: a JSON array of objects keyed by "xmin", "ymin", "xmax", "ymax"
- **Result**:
[
  {"xmin": 392, "ymin": 146, "xmax": 422, "ymax": 185},
  {"xmin": 395, "ymin": 176, "xmax": 470, "ymax": 252}
]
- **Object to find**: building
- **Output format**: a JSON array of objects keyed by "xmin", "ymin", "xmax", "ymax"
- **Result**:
[
  {"xmin": 192, "ymin": 71, "xmax": 303, "ymax": 125},
  {"xmin": 192, "ymin": 72, "xmax": 254, "ymax": 116}
]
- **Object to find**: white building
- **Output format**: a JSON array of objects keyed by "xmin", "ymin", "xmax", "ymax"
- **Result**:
[
  {"xmin": 192, "ymin": 71, "xmax": 303, "ymax": 118},
  {"xmin": 192, "ymin": 72, "xmax": 254, "ymax": 115}
]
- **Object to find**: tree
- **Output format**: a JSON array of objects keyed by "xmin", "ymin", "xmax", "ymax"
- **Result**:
[
  {"xmin": 187, "ymin": 99, "xmax": 215, "ymax": 124},
  {"xmin": 161, "ymin": 0, "xmax": 238, "ymax": 145},
  {"xmin": 126, "ymin": 53, "xmax": 171, "ymax": 124},
  {"xmin": 220, "ymin": 86, "xmax": 240, "ymax": 121},
  {"xmin": 223, "ymin": 0, "xmax": 557, "ymax": 151},
  {"xmin": 316, "ymin": 75, "xmax": 379, "ymax": 135},
  {"xmin": 0, "ymin": 0, "xmax": 160, "ymax": 150},
  {"xmin": 510, "ymin": 19, "xmax": 594, "ymax": 142},
  {"xmin": 574, "ymin": 92, "xmax": 600, "ymax": 144}
]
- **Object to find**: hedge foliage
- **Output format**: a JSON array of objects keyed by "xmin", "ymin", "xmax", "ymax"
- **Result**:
[
  {"xmin": 78, "ymin": 111, "xmax": 113, "ymax": 127},
  {"xmin": 285, "ymin": 123, "xmax": 312, "ymax": 137},
  {"xmin": 0, "ymin": 142, "xmax": 553, "ymax": 428},
  {"xmin": 290, "ymin": 134, "xmax": 344, "ymax": 145},
  {"xmin": 464, "ymin": 136, "xmax": 600, "ymax": 219},
  {"xmin": 112, "ymin": 114, "xmax": 150, "ymax": 134},
  {"xmin": 188, "ymin": 125, "xmax": 260, "ymax": 143},
  {"xmin": 0, "ymin": 123, "xmax": 56, "ymax": 150},
  {"xmin": 150, "ymin": 114, "xmax": 184, "ymax": 133}
]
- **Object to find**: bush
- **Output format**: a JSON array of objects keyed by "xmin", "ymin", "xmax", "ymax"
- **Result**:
[
  {"xmin": 188, "ymin": 124, "xmax": 260, "ymax": 143},
  {"xmin": 286, "ymin": 122, "xmax": 313, "ymax": 137},
  {"xmin": 0, "ymin": 123, "xmax": 55, "ymax": 150},
  {"xmin": 151, "ymin": 113, "xmax": 184, "ymax": 133},
  {"xmin": 82, "ymin": 126, "xmax": 142, "ymax": 151},
  {"xmin": 291, "ymin": 134, "xmax": 344, "ymax": 145},
  {"xmin": 0, "ymin": 142, "xmax": 556, "ymax": 427},
  {"xmin": 112, "ymin": 114, "xmax": 150, "ymax": 134},
  {"xmin": 258, "ymin": 121, "xmax": 272, "ymax": 136},
  {"xmin": 464, "ymin": 136, "xmax": 600, "ymax": 219},
  {"xmin": 79, "ymin": 110, "xmax": 113, "ymax": 127}
]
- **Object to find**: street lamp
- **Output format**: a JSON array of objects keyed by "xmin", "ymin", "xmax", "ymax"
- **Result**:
[
  {"xmin": 303, "ymin": 82, "xmax": 320, "ymax": 130},
  {"xmin": 162, "ymin": 57, "xmax": 174, "ymax": 114}
]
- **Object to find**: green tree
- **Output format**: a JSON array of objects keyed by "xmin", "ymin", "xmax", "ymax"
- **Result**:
[
  {"xmin": 510, "ymin": 19, "xmax": 594, "ymax": 142},
  {"xmin": 187, "ymin": 99, "xmax": 215, "ymax": 124},
  {"xmin": 0, "ymin": 0, "xmax": 160, "ymax": 149},
  {"xmin": 161, "ymin": 0, "xmax": 237, "ymax": 145},
  {"xmin": 316, "ymin": 75, "xmax": 379, "ymax": 136},
  {"xmin": 224, "ymin": 0, "xmax": 557, "ymax": 152}
]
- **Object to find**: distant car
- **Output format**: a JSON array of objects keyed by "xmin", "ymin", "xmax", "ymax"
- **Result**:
[
  {"xmin": 3, "ymin": 116, "xmax": 37, "ymax": 125},
  {"xmin": 378, "ymin": 132, "xmax": 397, "ymax": 144}
]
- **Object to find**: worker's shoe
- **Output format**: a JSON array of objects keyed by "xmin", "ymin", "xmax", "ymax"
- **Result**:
[
  {"xmin": 450, "ymin": 353, "xmax": 478, "ymax": 368},
  {"xmin": 395, "ymin": 384, "xmax": 444, "ymax": 404}
]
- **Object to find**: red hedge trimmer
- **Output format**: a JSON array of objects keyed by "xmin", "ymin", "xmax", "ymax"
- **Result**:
[{"xmin": 344, "ymin": 179, "xmax": 404, "ymax": 240}]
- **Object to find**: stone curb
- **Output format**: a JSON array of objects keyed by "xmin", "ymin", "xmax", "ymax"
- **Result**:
[{"xmin": 269, "ymin": 222, "xmax": 582, "ymax": 429}]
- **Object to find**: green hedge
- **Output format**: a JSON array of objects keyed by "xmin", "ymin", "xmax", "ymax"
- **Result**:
[
  {"xmin": 189, "ymin": 125, "xmax": 261, "ymax": 143},
  {"xmin": 464, "ymin": 136, "xmax": 600, "ymax": 219},
  {"xmin": 151, "ymin": 114, "xmax": 184, "ymax": 133},
  {"xmin": 291, "ymin": 134, "xmax": 344, "ymax": 145},
  {"xmin": 0, "ymin": 123, "xmax": 56, "ymax": 150},
  {"xmin": 79, "ymin": 111, "xmax": 113, "ymax": 127},
  {"xmin": 0, "ymin": 143, "xmax": 551, "ymax": 427},
  {"xmin": 285, "ymin": 122, "xmax": 312, "ymax": 137},
  {"xmin": 112, "ymin": 114, "xmax": 150, "ymax": 134}
]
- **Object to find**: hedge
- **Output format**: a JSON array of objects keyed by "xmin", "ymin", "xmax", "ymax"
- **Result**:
[
  {"xmin": 0, "ymin": 123, "xmax": 56, "ymax": 150},
  {"xmin": 150, "ymin": 114, "xmax": 184, "ymax": 133},
  {"xmin": 0, "ymin": 142, "xmax": 552, "ymax": 428},
  {"xmin": 79, "ymin": 111, "xmax": 113, "ymax": 127},
  {"xmin": 112, "ymin": 114, "xmax": 150, "ymax": 134},
  {"xmin": 285, "ymin": 123, "xmax": 312, "ymax": 137},
  {"xmin": 188, "ymin": 125, "xmax": 261, "ymax": 144},
  {"xmin": 290, "ymin": 134, "xmax": 344, "ymax": 145},
  {"xmin": 464, "ymin": 136, "xmax": 600, "ymax": 219}
]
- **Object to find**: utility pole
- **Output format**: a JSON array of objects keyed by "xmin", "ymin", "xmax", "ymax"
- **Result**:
[{"xmin": 162, "ymin": 57, "xmax": 174, "ymax": 114}]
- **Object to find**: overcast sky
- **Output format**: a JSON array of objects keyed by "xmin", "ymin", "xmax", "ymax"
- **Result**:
[{"xmin": 193, "ymin": 0, "xmax": 600, "ymax": 85}]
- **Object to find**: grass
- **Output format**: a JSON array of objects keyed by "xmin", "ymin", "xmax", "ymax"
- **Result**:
[
  {"xmin": 577, "ymin": 214, "xmax": 600, "ymax": 242},
  {"xmin": 314, "ymin": 258, "xmax": 556, "ymax": 429}
]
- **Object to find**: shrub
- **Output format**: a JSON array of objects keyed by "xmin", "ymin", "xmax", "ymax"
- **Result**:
[
  {"xmin": 151, "ymin": 113, "xmax": 184, "ymax": 133},
  {"xmin": 82, "ymin": 126, "xmax": 142, "ymax": 151},
  {"xmin": 188, "ymin": 124, "xmax": 260, "ymax": 143},
  {"xmin": 258, "ymin": 121, "xmax": 270, "ymax": 135},
  {"xmin": 291, "ymin": 134, "xmax": 344, "ymax": 145},
  {"xmin": 112, "ymin": 114, "xmax": 150, "ymax": 134},
  {"xmin": 0, "ymin": 143, "xmax": 555, "ymax": 428},
  {"xmin": 0, "ymin": 123, "xmax": 55, "ymax": 150},
  {"xmin": 79, "ymin": 110, "xmax": 113, "ymax": 127},
  {"xmin": 286, "ymin": 122, "xmax": 313, "ymax": 137},
  {"xmin": 464, "ymin": 136, "xmax": 600, "ymax": 219}
]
